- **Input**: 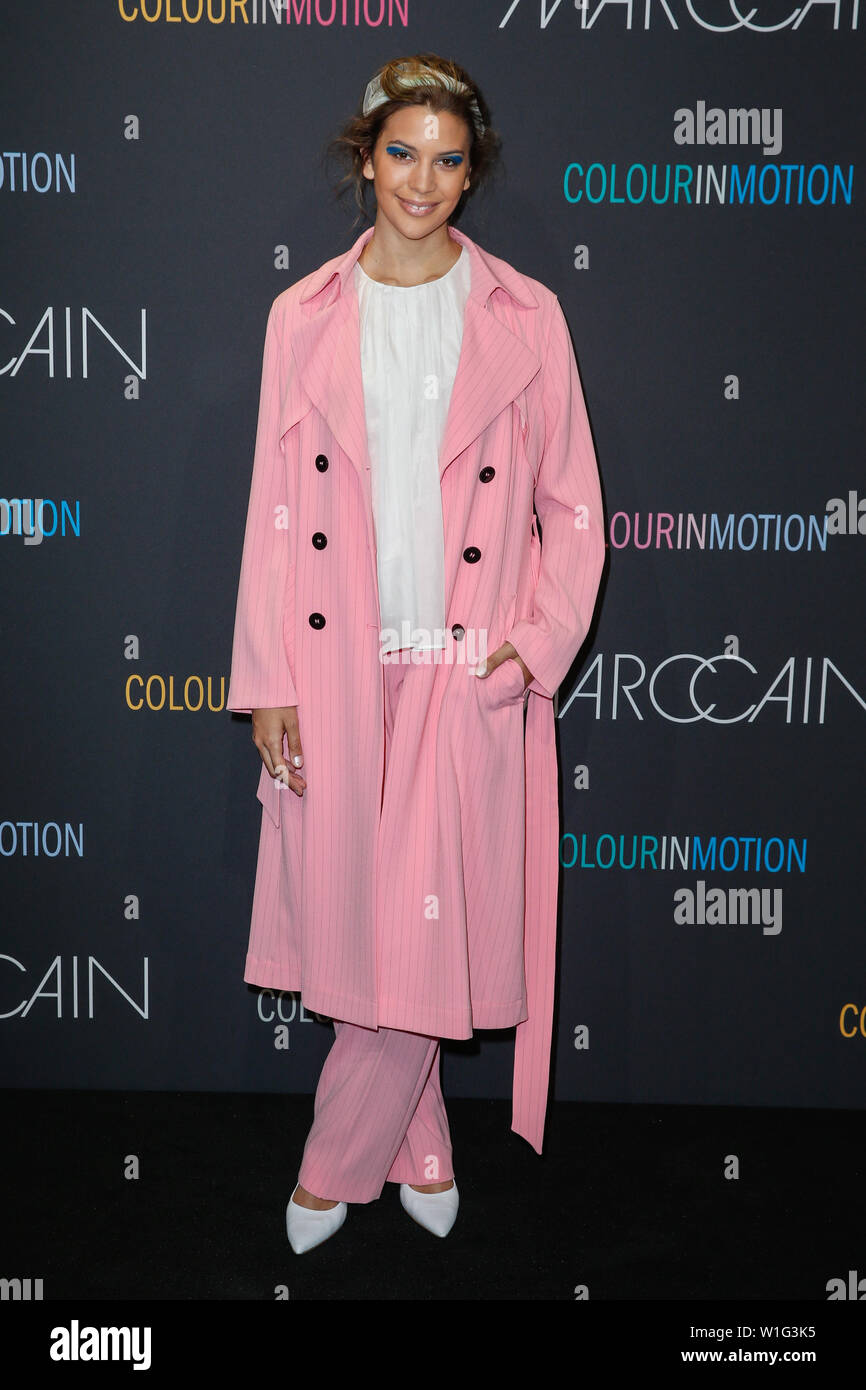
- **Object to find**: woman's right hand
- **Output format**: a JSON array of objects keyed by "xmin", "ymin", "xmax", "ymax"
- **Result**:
[{"xmin": 252, "ymin": 706, "xmax": 306, "ymax": 797}]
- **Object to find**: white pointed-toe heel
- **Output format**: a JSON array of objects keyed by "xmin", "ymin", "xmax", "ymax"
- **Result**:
[
  {"xmin": 286, "ymin": 1183, "xmax": 347, "ymax": 1254},
  {"xmin": 399, "ymin": 1180, "xmax": 459, "ymax": 1237}
]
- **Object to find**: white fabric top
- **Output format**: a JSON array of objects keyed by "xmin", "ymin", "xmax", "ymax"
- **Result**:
[{"xmin": 354, "ymin": 244, "xmax": 471, "ymax": 652}]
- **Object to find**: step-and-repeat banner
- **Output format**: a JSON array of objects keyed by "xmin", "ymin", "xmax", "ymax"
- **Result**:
[{"xmin": 2, "ymin": 2, "xmax": 863, "ymax": 1120}]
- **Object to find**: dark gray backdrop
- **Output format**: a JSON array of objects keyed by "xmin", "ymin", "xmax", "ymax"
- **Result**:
[{"xmin": 2, "ymin": 1, "xmax": 864, "ymax": 1121}]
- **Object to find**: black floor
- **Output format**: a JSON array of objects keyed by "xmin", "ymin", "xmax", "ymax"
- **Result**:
[{"xmin": 3, "ymin": 1090, "xmax": 864, "ymax": 1306}]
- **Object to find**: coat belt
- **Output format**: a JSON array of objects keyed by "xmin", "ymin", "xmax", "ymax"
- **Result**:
[{"xmin": 511, "ymin": 689, "xmax": 559, "ymax": 1155}]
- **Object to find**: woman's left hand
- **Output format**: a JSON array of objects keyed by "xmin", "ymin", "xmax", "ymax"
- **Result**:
[{"xmin": 474, "ymin": 642, "xmax": 534, "ymax": 690}]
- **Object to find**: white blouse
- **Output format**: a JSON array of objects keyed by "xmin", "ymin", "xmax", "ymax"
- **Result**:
[{"xmin": 354, "ymin": 244, "xmax": 471, "ymax": 653}]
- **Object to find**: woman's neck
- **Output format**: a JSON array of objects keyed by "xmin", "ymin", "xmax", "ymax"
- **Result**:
[{"xmin": 357, "ymin": 222, "xmax": 462, "ymax": 287}]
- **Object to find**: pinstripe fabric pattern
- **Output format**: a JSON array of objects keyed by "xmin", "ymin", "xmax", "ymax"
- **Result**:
[
  {"xmin": 295, "ymin": 660, "xmax": 454, "ymax": 1205},
  {"xmin": 227, "ymin": 225, "xmax": 605, "ymax": 1154},
  {"xmin": 297, "ymin": 1020, "xmax": 451, "ymax": 1204}
]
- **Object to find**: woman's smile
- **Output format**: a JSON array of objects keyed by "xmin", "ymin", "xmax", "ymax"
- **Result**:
[{"xmin": 396, "ymin": 195, "xmax": 440, "ymax": 216}]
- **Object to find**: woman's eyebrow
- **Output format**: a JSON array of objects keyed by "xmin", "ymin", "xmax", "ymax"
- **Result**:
[{"xmin": 385, "ymin": 138, "xmax": 466, "ymax": 155}]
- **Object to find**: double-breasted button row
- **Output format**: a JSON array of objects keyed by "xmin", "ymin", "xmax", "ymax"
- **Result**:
[
  {"xmin": 453, "ymin": 546, "xmax": 480, "ymax": 635},
  {"xmin": 462, "ymin": 466, "xmax": 496, "ymax": 562},
  {"xmin": 310, "ymin": 455, "xmax": 330, "ymax": 626},
  {"xmin": 451, "ymin": 469, "xmax": 496, "ymax": 636},
  {"xmin": 307, "ymin": 457, "xmax": 494, "ymax": 633}
]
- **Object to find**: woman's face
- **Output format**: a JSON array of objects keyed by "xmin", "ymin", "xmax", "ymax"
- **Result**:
[{"xmin": 361, "ymin": 103, "xmax": 472, "ymax": 241}]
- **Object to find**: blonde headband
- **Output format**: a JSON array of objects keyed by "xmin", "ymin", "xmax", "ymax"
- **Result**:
[{"xmin": 362, "ymin": 65, "xmax": 486, "ymax": 137}]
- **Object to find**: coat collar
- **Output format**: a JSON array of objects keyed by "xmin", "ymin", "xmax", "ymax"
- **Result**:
[
  {"xmin": 286, "ymin": 226, "xmax": 542, "ymax": 549},
  {"xmin": 297, "ymin": 223, "xmax": 540, "ymax": 312}
]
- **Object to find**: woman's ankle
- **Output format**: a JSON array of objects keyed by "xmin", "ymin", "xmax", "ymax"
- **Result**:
[{"xmin": 293, "ymin": 1183, "xmax": 340, "ymax": 1210}]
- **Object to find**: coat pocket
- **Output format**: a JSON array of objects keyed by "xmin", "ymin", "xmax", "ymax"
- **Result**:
[
  {"xmin": 473, "ymin": 655, "xmax": 527, "ymax": 712},
  {"xmin": 256, "ymin": 760, "xmax": 282, "ymax": 828}
]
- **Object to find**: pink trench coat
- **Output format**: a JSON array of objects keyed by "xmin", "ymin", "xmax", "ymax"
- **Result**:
[{"xmin": 226, "ymin": 224, "xmax": 604, "ymax": 1155}]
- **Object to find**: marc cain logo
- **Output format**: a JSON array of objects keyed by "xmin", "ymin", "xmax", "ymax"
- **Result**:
[
  {"xmin": 0, "ymin": 305, "xmax": 145, "ymax": 383},
  {"xmin": 500, "ymin": 0, "xmax": 861, "ymax": 32},
  {"xmin": 561, "ymin": 637, "xmax": 865, "ymax": 725},
  {"xmin": 0, "ymin": 955, "xmax": 149, "ymax": 1020}
]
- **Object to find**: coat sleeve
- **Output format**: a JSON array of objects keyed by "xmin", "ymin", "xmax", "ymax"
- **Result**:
[
  {"xmin": 505, "ymin": 293, "xmax": 605, "ymax": 699},
  {"xmin": 226, "ymin": 297, "xmax": 299, "ymax": 714}
]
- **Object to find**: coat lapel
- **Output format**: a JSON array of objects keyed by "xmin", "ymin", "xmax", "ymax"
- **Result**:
[
  {"xmin": 437, "ymin": 287, "xmax": 541, "ymax": 482},
  {"xmin": 289, "ymin": 224, "xmax": 543, "ymax": 515},
  {"xmin": 288, "ymin": 273, "xmax": 371, "ymax": 483}
]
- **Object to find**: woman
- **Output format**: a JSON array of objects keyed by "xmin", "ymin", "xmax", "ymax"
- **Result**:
[{"xmin": 227, "ymin": 54, "xmax": 605, "ymax": 1253}]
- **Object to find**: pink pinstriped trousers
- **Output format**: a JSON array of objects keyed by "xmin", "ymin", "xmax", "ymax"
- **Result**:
[{"xmin": 296, "ymin": 655, "xmax": 455, "ymax": 1204}]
